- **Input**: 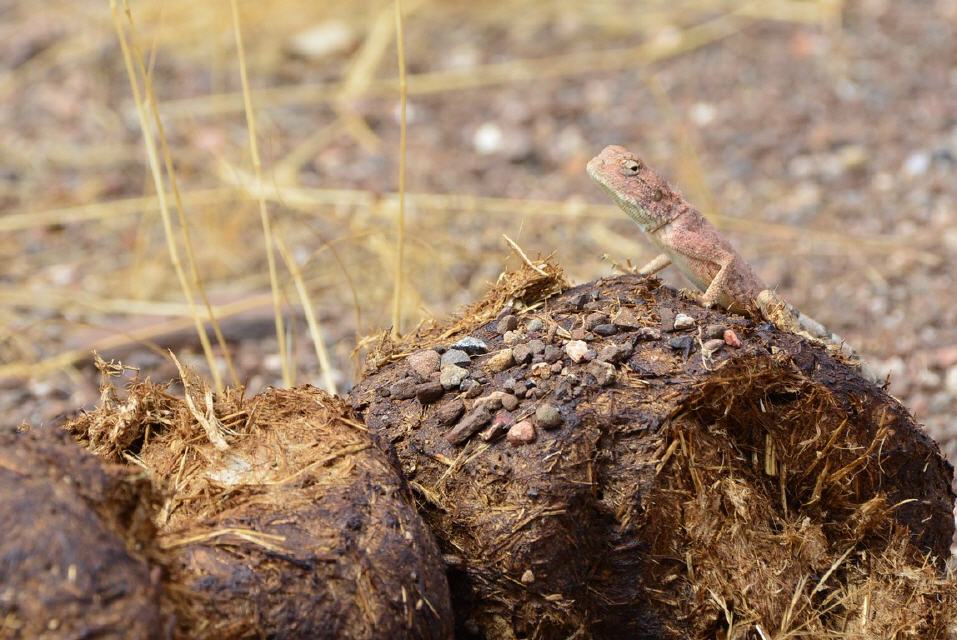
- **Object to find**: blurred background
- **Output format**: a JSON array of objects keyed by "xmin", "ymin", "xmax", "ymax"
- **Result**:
[{"xmin": 1, "ymin": 0, "xmax": 955, "ymax": 468}]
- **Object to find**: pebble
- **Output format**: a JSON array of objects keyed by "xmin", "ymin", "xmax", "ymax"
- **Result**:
[
  {"xmin": 440, "ymin": 364, "xmax": 469, "ymax": 390},
  {"xmin": 636, "ymin": 327, "xmax": 662, "ymax": 341},
  {"xmin": 520, "ymin": 569, "xmax": 536, "ymax": 584},
  {"xmin": 534, "ymin": 403, "xmax": 563, "ymax": 430},
  {"xmin": 473, "ymin": 391, "xmax": 505, "ymax": 411},
  {"xmin": 587, "ymin": 361, "xmax": 617, "ymax": 386},
  {"xmin": 513, "ymin": 344, "xmax": 533, "ymax": 364},
  {"xmin": 593, "ymin": 324, "xmax": 618, "ymax": 336},
  {"xmin": 613, "ymin": 307, "xmax": 642, "ymax": 329},
  {"xmin": 501, "ymin": 393, "xmax": 520, "ymax": 411},
  {"xmin": 451, "ymin": 336, "xmax": 488, "ymax": 355},
  {"xmin": 485, "ymin": 349, "xmax": 514, "ymax": 373},
  {"xmin": 441, "ymin": 349, "xmax": 471, "ymax": 368},
  {"xmin": 673, "ymin": 313, "xmax": 695, "ymax": 330},
  {"xmin": 415, "ymin": 381, "xmax": 445, "ymax": 404},
  {"xmin": 526, "ymin": 318, "xmax": 544, "ymax": 333},
  {"xmin": 570, "ymin": 328, "xmax": 589, "ymax": 341},
  {"xmin": 550, "ymin": 362, "xmax": 563, "ymax": 374},
  {"xmin": 436, "ymin": 400, "xmax": 465, "ymax": 425},
  {"xmin": 531, "ymin": 362, "xmax": 552, "ymax": 379},
  {"xmin": 704, "ymin": 324, "xmax": 727, "ymax": 340},
  {"xmin": 702, "ymin": 339, "xmax": 725, "ymax": 358},
  {"xmin": 446, "ymin": 407, "xmax": 493, "ymax": 445},
  {"xmin": 408, "ymin": 350, "xmax": 441, "ymax": 379},
  {"xmin": 543, "ymin": 345, "xmax": 563, "ymax": 363},
  {"xmin": 723, "ymin": 329, "xmax": 742, "ymax": 348},
  {"xmin": 658, "ymin": 307, "xmax": 676, "ymax": 331},
  {"xmin": 507, "ymin": 420, "xmax": 536, "ymax": 446},
  {"xmin": 389, "ymin": 377, "xmax": 418, "ymax": 400},
  {"xmin": 496, "ymin": 315, "xmax": 518, "ymax": 334},
  {"xmin": 288, "ymin": 20, "xmax": 357, "ymax": 59},
  {"xmin": 528, "ymin": 339, "xmax": 546, "ymax": 355},
  {"xmin": 545, "ymin": 324, "xmax": 558, "ymax": 343},
  {"xmin": 502, "ymin": 377, "xmax": 517, "ymax": 392},
  {"xmin": 565, "ymin": 340, "xmax": 589, "ymax": 363},
  {"xmin": 668, "ymin": 336, "xmax": 694, "ymax": 356},
  {"xmin": 462, "ymin": 380, "xmax": 484, "ymax": 398},
  {"xmin": 584, "ymin": 312, "xmax": 608, "ymax": 330},
  {"xmin": 481, "ymin": 410, "xmax": 515, "ymax": 442},
  {"xmin": 597, "ymin": 345, "xmax": 622, "ymax": 363}
]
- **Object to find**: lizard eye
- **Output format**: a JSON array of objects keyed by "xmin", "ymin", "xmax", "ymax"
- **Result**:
[{"xmin": 620, "ymin": 161, "xmax": 641, "ymax": 176}]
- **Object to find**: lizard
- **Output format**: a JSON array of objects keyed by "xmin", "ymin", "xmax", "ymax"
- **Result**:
[{"xmin": 586, "ymin": 144, "xmax": 879, "ymax": 382}]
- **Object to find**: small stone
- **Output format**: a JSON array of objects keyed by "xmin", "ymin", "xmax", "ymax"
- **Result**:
[
  {"xmin": 668, "ymin": 335, "xmax": 694, "ymax": 356},
  {"xmin": 584, "ymin": 312, "xmax": 608, "ymax": 330},
  {"xmin": 446, "ymin": 407, "xmax": 493, "ymax": 445},
  {"xmin": 704, "ymin": 324, "xmax": 727, "ymax": 340},
  {"xmin": 451, "ymin": 336, "xmax": 488, "ymax": 355},
  {"xmin": 526, "ymin": 318, "xmax": 544, "ymax": 332},
  {"xmin": 597, "ymin": 345, "xmax": 619, "ymax": 363},
  {"xmin": 462, "ymin": 380, "xmax": 484, "ymax": 398},
  {"xmin": 481, "ymin": 410, "xmax": 515, "ymax": 442},
  {"xmin": 534, "ymin": 403, "xmax": 563, "ymax": 430},
  {"xmin": 507, "ymin": 420, "xmax": 536, "ymax": 446},
  {"xmin": 565, "ymin": 340, "xmax": 589, "ymax": 363},
  {"xmin": 636, "ymin": 327, "xmax": 662, "ymax": 341},
  {"xmin": 658, "ymin": 307, "xmax": 676, "ymax": 331},
  {"xmin": 702, "ymin": 339, "xmax": 725, "ymax": 357},
  {"xmin": 544, "ymin": 345, "xmax": 563, "ymax": 363},
  {"xmin": 613, "ymin": 307, "xmax": 642, "ymax": 329},
  {"xmin": 593, "ymin": 324, "xmax": 618, "ymax": 336},
  {"xmin": 545, "ymin": 324, "xmax": 558, "ymax": 343},
  {"xmin": 513, "ymin": 344, "xmax": 533, "ymax": 364},
  {"xmin": 724, "ymin": 329, "xmax": 742, "ymax": 348},
  {"xmin": 583, "ymin": 349, "xmax": 597, "ymax": 362},
  {"xmin": 504, "ymin": 330, "xmax": 523, "ymax": 345},
  {"xmin": 673, "ymin": 313, "xmax": 695, "ymax": 330},
  {"xmin": 520, "ymin": 569, "xmax": 535, "ymax": 584},
  {"xmin": 441, "ymin": 349, "xmax": 471, "ymax": 368},
  {"xmin": 408, "ymin": 349, "xmax": 441, "ymax": 379},
  {"xmin": 570, "ymin": 328, "xmax": 589, "ymax": 341},
  {"xmin": 530, "ymin": 362, "xmax": 552, "ymax": 379},
  {"xmin": 389, "ymin": 377, "xmax": 418, "ymax": 400},
  {"xmin": 485, "ymin": 349, "xmax": 514, "ymax": 373},
  {"xmin": 377, "ymin": 386, "xmax": 391, "ymax": 397},
  {"xmin": 570, "ymin": 293, "xmax": 589, "ymax": 309},
  {"xmin": 415, "ymin": 381, "xmax": 445, "ymax": 404},
  {"xmin": 550, "ymin": 362, "xmax": 563, "ymax": 373},
  {"xmin": 436, "ymin": 400, "xmax": 465, "ymax": 425},
  {"xmin": 503, "ymin": 377, "xmax": 517, "ymax": 392},
  {"xmin": 440, "ymin": 364, "xmax": 469, "ymax": 390},
  {"xmin": 288, "ymin": 20, "xmax": 357, "ymax": 60},
  {"xmin": 501, "ymin": 393, "xmax": 519, "ymax": 411},
  {"xmin": 528, "ymin": 339, "xmax": 546, "ymax": 355},
  {"xmin": 496, "ymin": 315, "xmax": 518, "ymax": 334},
  {"xmin": 473, "ymin": 391, "xmax": 505, "ymax": 412},
  {"xmin": 587, "ymin": 361, "xmax": 617, "ymax": 386}
]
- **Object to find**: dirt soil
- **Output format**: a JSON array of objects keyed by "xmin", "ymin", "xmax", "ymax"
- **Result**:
[
  {"xmin": 66, "ymin": 382, "xmax": 454, "ymax": 639},
  {"xmin": 350, "ymin": 266, "xmax": 956, "ymax": 639},
  {"xmin": 0, "ymin": 428, "xmax": 167, "ymax": 639}
]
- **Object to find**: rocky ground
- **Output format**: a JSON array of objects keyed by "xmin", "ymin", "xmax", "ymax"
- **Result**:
[{"xmin": 1, "ymin": 0, "xmax": 955, "ymax": 529}]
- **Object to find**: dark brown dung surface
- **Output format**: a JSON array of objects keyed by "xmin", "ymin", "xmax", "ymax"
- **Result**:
[
  {"xmin": 68, "ymin": 384, "xmax": 454, "ymax": 640},
  {"xmin": 350, "ymin": 267, "xmax": 956, "ymax": 639},
  {"xmin": 0, "ymin": 428, "xmax": 167, "ymax": 640}
]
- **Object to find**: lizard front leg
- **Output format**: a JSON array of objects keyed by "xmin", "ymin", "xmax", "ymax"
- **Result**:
[
  {"xmin": 638, "ymin": 253, "xmax": 671, "ymax": 276},
  {"xmin": 699, "ymin": 253, "xmax": 737, "ymax": 310}
]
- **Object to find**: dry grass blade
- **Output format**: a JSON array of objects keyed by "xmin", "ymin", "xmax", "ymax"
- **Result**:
[
  {"xmin": 159, "ymin": 527, "xmax": 287, "ymax": 553},
  {"xmin": 274, "ymin": 234, "xmax": 337, "ymax": 394},
  {"xmin": 229, "ymin": 0, "xmax": 292, "ymax": 388},
  {"xmin": 109, "ymin": 0, "xmax": 224, "ymax": 391},
  {"xmin": 121, "ymin": 0, "xmax": 239, "ymax": 388},
  {"xmin": 390, "ymin": 0, "xmax": 409, "ymax": 339},
  {"xmin": 170, "ymin": 352, "xmax": 229, "ymax": 451}
]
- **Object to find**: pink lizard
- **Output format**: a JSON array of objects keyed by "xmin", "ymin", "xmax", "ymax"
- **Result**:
[{"xmin": 587, "ymin": 144, "xmax": 876, "ymax": 379}]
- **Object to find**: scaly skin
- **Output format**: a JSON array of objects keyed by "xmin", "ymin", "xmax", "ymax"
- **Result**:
[
  {"xmin": 587, "ymin": 144, "xmax": 879, "ymax": 382},
  {"xmin": 586, "ymin": 144, "xmax": 766, "ymax": 314}
]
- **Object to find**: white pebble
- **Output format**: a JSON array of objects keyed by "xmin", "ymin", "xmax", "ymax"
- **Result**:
[
  {"xmin": 473, "ymin": 122, "xmax": 504, "ymax": 155},
  {"xmin": 673, "ymin": 313, "xmax": 695, "ymax": 330}
]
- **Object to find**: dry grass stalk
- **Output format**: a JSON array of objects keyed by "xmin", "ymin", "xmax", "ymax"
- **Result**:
[
  {"xmin": 109, "ymin": 0, "xmax": 224, "ymax": 391},
  {"xmin": 228, "ymin": 0, "xmax": 292, "ymax": 387},
  {"xmin": 390, "ymin": 0, "xmax": 409, "ymax": 339},
  {"xmin": 274, "ymin": 234, "xmax": 338, "ymax": 394}
]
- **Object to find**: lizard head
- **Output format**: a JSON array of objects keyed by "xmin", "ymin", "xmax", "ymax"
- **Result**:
[{"xmin": 586, "ymin": 145, "xmax": 672, "ymax": 227}]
